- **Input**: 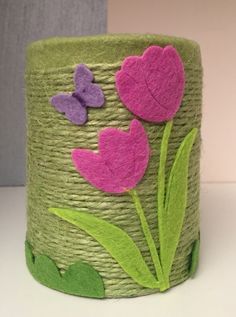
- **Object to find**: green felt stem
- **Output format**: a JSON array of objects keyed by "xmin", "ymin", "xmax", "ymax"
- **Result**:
[
  {"xmin": 156, "ymin": 120, "xmax": 173, "ymax": 285},
  {"xmin": 129, "ymin": 189, "xmax": 168, "ymax": 291},
  {"xmin": 156, "ymin": 120, "xmax": 173, "ymax": 290}
]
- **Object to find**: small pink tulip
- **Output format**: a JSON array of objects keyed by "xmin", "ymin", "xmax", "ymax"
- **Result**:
[
  {"xmin": 72, "ymin": 119, "xmax": 150, "ymax": 194},
  {"xmin": 115, "ymin": 45, "xmax": 185, "ymax": 123}
]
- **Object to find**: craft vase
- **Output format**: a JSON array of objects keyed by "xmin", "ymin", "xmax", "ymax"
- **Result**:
[{"xmin": 25, "ymin": 34, "xmax": 202, "ymax": 298}]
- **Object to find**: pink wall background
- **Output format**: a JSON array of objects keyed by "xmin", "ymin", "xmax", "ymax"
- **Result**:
[{"xmin": 108, "ymin": 0, "xmax": 236, "ymax": 182}]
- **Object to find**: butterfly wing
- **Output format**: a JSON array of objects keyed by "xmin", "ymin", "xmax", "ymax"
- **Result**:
[
  {"xmin": 50, "ymin": 94, "xmax": 87, "ymax": 125},
  {"xmin": 79, "ymin": 84, "xmax": 104, "ymax": 108},
  {"xmin": 74, "ymin": 64, "xmax": 105, "ymax": 108},
  {"xmin": 74, "ymin": 64, "xmax": 93, "ymax": 90}
]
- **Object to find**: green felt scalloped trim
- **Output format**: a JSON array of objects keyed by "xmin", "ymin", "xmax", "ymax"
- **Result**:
[
  {"xmin": 25, "ymin": 241, "xmax": 105, "ymax": 298},
  {"xmin": 189, "ymin": 238, "xmax": 200, "ymax": 277},
  {"xmin": 48, "ymin": 208, "xmax": 159, "ymax": 289}
]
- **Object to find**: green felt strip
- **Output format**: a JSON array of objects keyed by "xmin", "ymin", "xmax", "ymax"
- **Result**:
[
  {"xmin": 49, "ymin": 207, "xmax": 159, "ymax": 289},
  {"xmin": 189, "ymin": 238, "xmax": 200, "ymax": 277},
  {"xmin": 161, "ymin": 128, "xmax": 198, "ymax": 278},
  {"xmin": 25, "ymin": 241, "xmax": 105, "ymax": 298},
  {"xmin": 128, "ymin": 189, "xmax": 167, "ymax": 291},
  {"xmin": 157, "ymin": 120, "xmax": 173, "ymax": 289}
]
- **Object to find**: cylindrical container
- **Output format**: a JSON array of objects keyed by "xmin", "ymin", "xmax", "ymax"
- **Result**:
[{"xmin": 25, "ymin": 34, "xmax": 202, "ymax": 298}]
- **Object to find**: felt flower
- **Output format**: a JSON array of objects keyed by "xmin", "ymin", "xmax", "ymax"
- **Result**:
[
  {"xmin": 72, "ymin": 119, "xmax": 150, "ymax": 193},
  {"xmin": 115, "ymin": 45, "xmax": 185, "ymax": 123}
]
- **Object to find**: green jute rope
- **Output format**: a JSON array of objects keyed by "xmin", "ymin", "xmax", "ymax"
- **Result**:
[{"xmin": 25, "ymin": 34, "xmax": 202, "ymax": 298}]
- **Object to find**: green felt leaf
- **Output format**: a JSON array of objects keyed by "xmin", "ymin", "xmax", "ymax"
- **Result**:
[
  {"xmin": 25, "ymin": 241, "xmax": 105, "ymax": 298},
  {"xmin": 189, "ymin": 238, "xmax": 200, "ymax": 277},
  {"xmin": 161, "ymin": 128, "xmax": 198, "ymax": 278},
  {"xmin": 49, "ymin": 208, "xmax": 159, "ymax": 289}
]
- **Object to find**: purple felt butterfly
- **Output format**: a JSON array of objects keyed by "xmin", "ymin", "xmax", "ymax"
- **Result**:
[{"xmin": 50, "ymin": 64, "xmax": 104, "ymax": 125}]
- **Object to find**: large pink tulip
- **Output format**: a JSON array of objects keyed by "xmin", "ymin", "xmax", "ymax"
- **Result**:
[
  {"xmin": 115, "ymin": 45, "xmax": 185, "ymax": 123},
  {"xmin": 72, "ymin": 119, "xmax": 150, "ymax": 193}
]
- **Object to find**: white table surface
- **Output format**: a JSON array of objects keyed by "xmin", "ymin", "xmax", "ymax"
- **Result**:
[{"xmin": 0, "ymin": 184, "xmax": 235, "ymax": 317}]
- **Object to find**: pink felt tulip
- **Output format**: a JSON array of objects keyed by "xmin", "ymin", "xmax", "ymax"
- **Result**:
[
  {"xmin": 115, "ymin": 45, "xmax": 185, "ymax": 123},
  {"xmin": 72, "ymin": 119, "xmax": 150, "ymax": 194}
]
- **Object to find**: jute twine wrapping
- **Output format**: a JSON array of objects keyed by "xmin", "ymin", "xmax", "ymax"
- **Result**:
[{"xmin": 25, "ymin": 35, "xmax": 202, "ymax": 298}]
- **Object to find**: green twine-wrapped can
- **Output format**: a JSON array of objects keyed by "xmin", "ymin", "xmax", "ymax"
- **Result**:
[{"xmin": 25, "ymin": 34, "xmax": 202, "ymax": 298}]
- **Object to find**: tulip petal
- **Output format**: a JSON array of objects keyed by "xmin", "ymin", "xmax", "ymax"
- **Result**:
[
  {"xmin": 143, "ymin": 46, "xmax": 185, "ymax": 115},
  {"xmin": 120, "ymin": 56, "xmax": 143, "ymax": 82},
  {"xmin": 99, "ymin": 126, "xmax": 135, "ymax": 189},
  {"xmin": 72, "ymin": 149, "xmax": 124, "ymax": 193},
  {"xmin": 72, "ymin": 120, "xmax": 150, "ymax": 194},
  {"xmin": 98, "ymin": 119, "xmax": 149, "ymax": 190},
  {"xmin": 116, "ymin": 45, "xmax": 185, "ymax": 123},
  {"xmin": 130, "ymin": 119, "xmax": 150, "ymax": 185},
  {"xmin": 116, "ymin": 71, "xmax": 169, "ymax": 122}
]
